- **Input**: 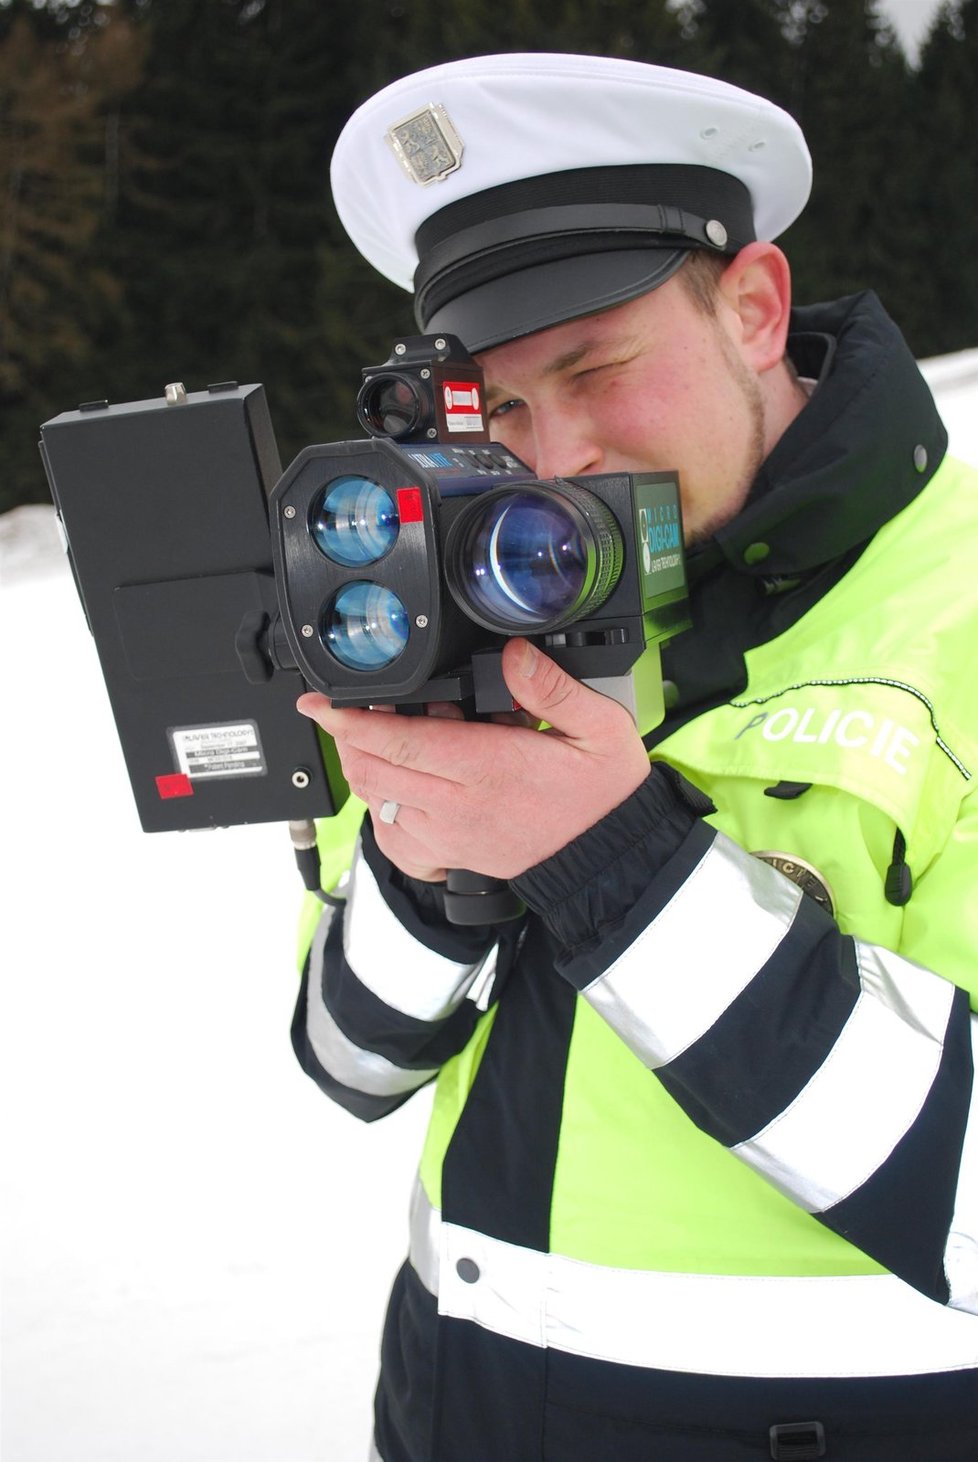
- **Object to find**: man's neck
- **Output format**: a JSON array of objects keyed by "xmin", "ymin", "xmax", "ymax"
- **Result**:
[{"xmin": 762, "ymin": 358, "xmax": 812, "ymax": 460}]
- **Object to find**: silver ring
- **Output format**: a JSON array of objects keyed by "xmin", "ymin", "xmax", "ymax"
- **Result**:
[{"xmin": 378, "ymin": 800, "xmax": 401, "ymax": 826}]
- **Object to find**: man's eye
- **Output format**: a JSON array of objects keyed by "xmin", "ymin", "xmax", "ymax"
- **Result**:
[
  {"xmin": 575, "ymin": 360, "xmax": 623, "ymax": 382},
  {"xmin": 488, "ymin": 398, "xmax": 523, "ymax": 421}
]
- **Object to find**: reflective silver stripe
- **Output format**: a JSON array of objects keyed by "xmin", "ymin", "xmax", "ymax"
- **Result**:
[
  {"xmin": 345, "ymin": 844, "xmax": 492, "ymax": 1020},
  {"xmin": 408, "ymin": 1181, "xmax": 978, "ymax": 1377},
  {"xmin": 733, "ymin": 943, "xmax": 956, "ymax": 1212},
  {"xmin": 306, "ymin": 908, "xmax": 437, "ymax": 1097},
  {"xmin": 946, "ymin": 1017, "xmax": 978, "ymax": 1313},
  {"xmin": 584, "ymin": 833, "xmax": 802, "ymax": 1068},
  {"xmin": 409, "ymin": 1169, "xmax": 441, "ymax": 1296}
]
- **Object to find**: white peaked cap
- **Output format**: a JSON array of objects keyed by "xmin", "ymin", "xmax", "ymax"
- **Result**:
[{"xmin": 331, "ymin": 53, "xmax": 813, "ymax": 352}]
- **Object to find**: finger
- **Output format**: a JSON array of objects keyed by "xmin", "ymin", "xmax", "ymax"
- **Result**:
[
  {"xmin": 297, "ymin": 694, "xmax": 461, "ymax": 722},
  {"xmin": 491, "ymin": 707, "xmax": 540, "ymax": 729},
  {"xmin": 296, "ymin": 691, "xmax": 331, "ymax": 718},
  {"xmin": 369, "ymin": 809, "xmax": 448, "ymax": 884},
  {"xmin": 423, "ymin": 701, "xmax": 465, "ymax": 721},
  {"xmin": 298, "ymin": 696, "xmax": 496, "ymax": 782},
  {"xmin": 297, "ymin": 694, "xmax": 401, "ymax": 724},
  {"xmin": 296, "ymin": 696, "xmax": 403, "ymax": 751},
  {"xmin": 334, "ymin": 738, "xmax": 458, "ymax": 812},
  {"xmin": 500, "ymin": 638, "xmax": 630, "ymax": 747}
]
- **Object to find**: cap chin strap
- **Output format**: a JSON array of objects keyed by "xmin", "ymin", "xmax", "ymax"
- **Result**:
[
  {"xmin": 412, "ymin": 163, "xmax": 754, "ymax": 341},
  {"xmin": 414, "ymin": 201, "xmax": 745, "ymax": 326}
]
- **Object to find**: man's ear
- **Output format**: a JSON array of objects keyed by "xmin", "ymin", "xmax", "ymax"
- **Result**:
[{"xmin": 718, "ymin": 242, "xmax": 793, "ymax": 375}]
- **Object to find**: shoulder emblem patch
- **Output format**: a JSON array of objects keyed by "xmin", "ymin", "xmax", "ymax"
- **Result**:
[{"xmin": 752, "ymin": 851, "xmax": 835, "ymax": 917}]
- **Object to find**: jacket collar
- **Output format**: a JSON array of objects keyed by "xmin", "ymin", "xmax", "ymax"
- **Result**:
[{"xmin": 689, "ymin": 290, "xmax": 947, "ymax": 584}]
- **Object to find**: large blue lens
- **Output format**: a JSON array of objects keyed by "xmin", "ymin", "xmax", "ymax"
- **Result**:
[
  {"xmin": 322, "ymin": 581, "xmax": 409, "ymax": 670},
  {"xmin": 309, "ymin": 476, "xmax": 399, "ymax": 566},
  {"xmin": 464, "ymin": 492, "xmax": 588, "ymax": 628}
]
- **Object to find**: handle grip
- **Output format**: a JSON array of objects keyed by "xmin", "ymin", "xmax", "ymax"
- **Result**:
[{"xmin": 443, "ymin": 867, "xmax": 525, "ymax": 925}]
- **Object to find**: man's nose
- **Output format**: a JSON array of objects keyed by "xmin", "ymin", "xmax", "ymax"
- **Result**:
[{"xmin": 529, "ymin": 414, "xmax": 603, "ymax": 479}]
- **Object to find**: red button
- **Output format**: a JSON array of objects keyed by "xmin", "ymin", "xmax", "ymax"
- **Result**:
[{"xmin": 156, "ymin": 773, "xmax": 194, "ymax": 799}]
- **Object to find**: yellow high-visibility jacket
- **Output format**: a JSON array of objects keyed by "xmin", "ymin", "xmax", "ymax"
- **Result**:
[{"xmin": 292, "ymin": 293, "xmax": 978, "ymax": 1460}]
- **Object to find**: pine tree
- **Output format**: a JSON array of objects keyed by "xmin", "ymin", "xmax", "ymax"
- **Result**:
[
  {"xmin": 907, "ymin": 0, "xmax": 978, "ymax": 356},
  {"xmin": 4, "ymin": 0, "xmax": 977, "ymax": 514},
  {"xmin": 0, "ymin": 4, "xmax": 145, "ymax": 510},
  {"xmin": 671, "ymin": 0, "xmax": 793, "ymax": 106},
  {"xmin": 96, "ymin": 0, "xmax": 506, "ymax": 453},
  {"xmin": 773, "ymin": 0, "xmax": 913, "ymax": 326}
]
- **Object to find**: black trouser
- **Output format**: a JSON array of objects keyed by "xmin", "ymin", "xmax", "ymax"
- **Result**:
[{"xmin": 374, "ymin": 1263, "xmax": 978, "ymax": 1462}]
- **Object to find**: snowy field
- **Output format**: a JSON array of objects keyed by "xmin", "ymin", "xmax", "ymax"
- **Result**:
[
  {"xmin": 2, "ymin": 350, "xmax": 977, "ymax": 1462},
  {"xmin": 1, "ymin": 532, "xmax": 431, "ymax": 1459}
]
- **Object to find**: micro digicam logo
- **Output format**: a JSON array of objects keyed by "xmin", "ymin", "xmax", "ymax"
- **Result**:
[{"xmin": 638, "ymin": 502, "xmax": 681, "ymax": 574}]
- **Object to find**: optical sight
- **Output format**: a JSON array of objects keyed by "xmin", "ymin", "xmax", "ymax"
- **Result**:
[{"xmin": 356, "ymin": 334, "xmax": 485, "ymax": 442}]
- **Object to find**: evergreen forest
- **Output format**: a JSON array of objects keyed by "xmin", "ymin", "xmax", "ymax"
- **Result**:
[{"xmin": 2, "ymin": 0, "xmax": 977, "ymax": 512}]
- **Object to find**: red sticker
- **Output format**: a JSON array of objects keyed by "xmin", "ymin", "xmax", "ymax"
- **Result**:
[
  {"xmin": 441, "ymin": 379, "xmax": 485, "ymax": 433},
  {"xmin": 443, "ymin": 381, "xmax": 481, "ymax": 415},
  {"xmin": 156, "ymin": 772, "xmax": 194, "ymax": 799},
  {"xmin": 397, "ymin": 486, "xmax": 424, "ymax": 523}
]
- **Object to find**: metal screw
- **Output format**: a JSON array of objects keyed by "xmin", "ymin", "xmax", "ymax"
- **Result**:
[
  {"xmin": 434, "ymin": 337, "xmax": 447, "ymax": 350},
  {"xmin": 420, "ymin": 368, "xmax": 431, "ymax": 379},
  {"xmin": 415, "ymin": 614, "xmax": 428, "ymax": 629},
  {"xmin": 301, "ymin": 624, "xmax": 314, "ymax": 637},
  {"xmin": 292, "ymin": 768, "xmax": 311, "ymax": 789},
  {"xmin": 394, "ymin": 342, "xmax": 407, "ymax": 356},
  {"xmin": 283, "ymin": 505, "xmax": 296, "ymax": 519},
  {"xmin": 427, "ymin": 428, "xmax": 437, "ymax": 438},
  {"xmin": 164, "ymin": 382, "xmax": 188, "ymax": 405}
]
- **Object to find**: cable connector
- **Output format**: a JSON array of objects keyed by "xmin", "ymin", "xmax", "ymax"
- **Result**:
[{"xmin": 288, "ymin": 820, "xmax": 345, "ymax": 907}]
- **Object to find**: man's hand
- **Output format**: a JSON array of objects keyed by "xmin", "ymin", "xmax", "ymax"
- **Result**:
[{"xmin": 296, "ymin": 639, "xmax": 652, "ymax": 884}]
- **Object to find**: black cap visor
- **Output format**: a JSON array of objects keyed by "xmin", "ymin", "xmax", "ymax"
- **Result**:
[
  {"xmin": 412, "ymin": 164, "xmax": 752, "ymax": 353},
  {"xmin": 422, "ymin": 245, "xmax": 689, "ymax": 353}
]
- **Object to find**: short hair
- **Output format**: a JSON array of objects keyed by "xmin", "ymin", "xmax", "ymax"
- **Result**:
[{"xmin": 678, "ymin": 250, "xmax": 728, "ymax": 317}]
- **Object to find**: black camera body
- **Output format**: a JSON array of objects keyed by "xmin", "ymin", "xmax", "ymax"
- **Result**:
[
  {"xmin": 271, "ymin": 335, "xmax": 689, "ymax": 725},
  {"xmin": 40, "ymin": 335, "xmax": 689, "ymax": 839},
  {"xmin": 40, "ymin": 380, "xmax": 347, "ymax": 834},
  {"xmin": 271, "ymin": 436, "xmax": 687, "ymax": 716}
]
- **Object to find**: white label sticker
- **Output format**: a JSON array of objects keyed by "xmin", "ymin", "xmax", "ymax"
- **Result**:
[
  {"xmin": 443, "ymin": 379, "xmax": 484, "ymax": 433},
  {"xmin": 168, "ymin": 721, "xmax": 266, "ymax": 780}
]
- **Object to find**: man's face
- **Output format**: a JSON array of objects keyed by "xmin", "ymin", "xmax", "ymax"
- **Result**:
[{"xmin": 476, "ymin": 270, "xmax": 769, "ymax": 544}]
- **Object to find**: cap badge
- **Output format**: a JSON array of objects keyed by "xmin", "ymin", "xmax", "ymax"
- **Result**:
[{"xmin": 386, "ymin": 103, "xmax": 464, "ymax": 186}]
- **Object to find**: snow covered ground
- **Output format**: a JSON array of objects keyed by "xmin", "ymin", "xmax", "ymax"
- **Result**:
[
  {"xmin": 1, "ymin": 523, "xmax": 431, "ymax": 1460},
  {"xmin": 2, "ymin": 350, "xmax": 977, "ymax": 1462}
]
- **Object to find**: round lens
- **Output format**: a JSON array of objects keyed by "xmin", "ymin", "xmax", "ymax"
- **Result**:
[
  {"xmin": 357, "ymin": 374, "xmax": 424, "ymax": 439},
  {"xmin": 309, "ymin": 476, "xmax": 399, "ymax": 566},
  {"xmin": 321, "ymin": 581, "xmax": 409, "ymax": 671},
  {"xmin": 454, "ymin": 491, "xmax": 590, "ymax": 629}
]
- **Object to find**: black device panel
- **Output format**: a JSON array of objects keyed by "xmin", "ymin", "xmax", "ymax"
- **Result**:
[{"xmin": 40, "ymin": 383, "xmax": 345, "ymax": 832}]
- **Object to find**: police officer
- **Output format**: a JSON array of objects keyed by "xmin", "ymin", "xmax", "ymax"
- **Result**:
[{"xmin": 293, "ymin": 54, "xmax": 978, "ymax": 1460}]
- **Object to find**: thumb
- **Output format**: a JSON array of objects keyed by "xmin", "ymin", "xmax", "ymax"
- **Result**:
[{"xmin": 501, "ymin": 638, "xmax": 627, "ymax": 746}]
